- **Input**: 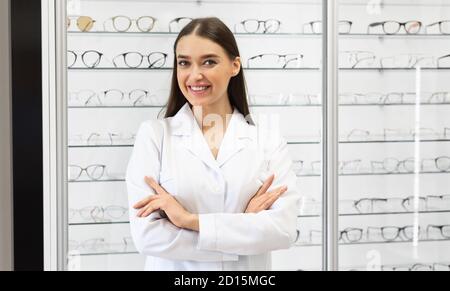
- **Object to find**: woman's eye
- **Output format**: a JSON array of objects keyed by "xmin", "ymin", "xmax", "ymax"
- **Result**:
[
  {"xmin": 178, "ymin": 60, "xmax": 189, "ymax": 66},
  {"xmin": 204, "ymin": 59, "xmax": 217, "ymax": 66}
]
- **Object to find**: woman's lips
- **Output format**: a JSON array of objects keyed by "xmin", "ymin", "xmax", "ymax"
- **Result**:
[{"xmin": 188, "ymin": 85, "xmax": 211, "ymax": 97}]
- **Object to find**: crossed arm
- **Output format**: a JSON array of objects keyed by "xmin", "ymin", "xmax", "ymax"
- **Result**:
[{"xmin": 126, "ymin": 121, "xmax": 299, "ymax": 260}]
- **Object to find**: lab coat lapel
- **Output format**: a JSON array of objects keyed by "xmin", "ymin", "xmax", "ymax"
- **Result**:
[
  {"xmin": 216, "ymin": 109, "xmax": 253, "ymax": 168},
  {"xmin": 169, "ymin": 103, "xmax": 254, "ymax": 171},
  {"xmin": 170, "ymin": 103, "xmax": 220, "ymax": 171}
]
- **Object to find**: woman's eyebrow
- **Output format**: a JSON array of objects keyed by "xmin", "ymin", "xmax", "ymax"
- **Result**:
[{"xmin": 177, "ymin": 54, "xmax": 220, "ymax": 59}]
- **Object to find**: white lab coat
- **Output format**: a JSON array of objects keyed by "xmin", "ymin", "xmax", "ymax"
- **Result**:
[{"xmin": 126, "ymin": 102, "xmax": 300, "ymax": 271}]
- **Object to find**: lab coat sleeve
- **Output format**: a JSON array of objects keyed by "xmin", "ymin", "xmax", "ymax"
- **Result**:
[
  {"xmin": 197, "ymin": 138, "xmax": 300, "ymax": 255},
  {"xmin": 126, "ymin": 121, "xmax": 239, "ymax": 262}
]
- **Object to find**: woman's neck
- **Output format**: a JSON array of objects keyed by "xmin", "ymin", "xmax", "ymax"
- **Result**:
[{"xmin": 192, "ymin": 99, "xmax": 234, "ymax": 133}]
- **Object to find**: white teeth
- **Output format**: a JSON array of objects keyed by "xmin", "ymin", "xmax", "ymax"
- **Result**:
[{"xmin": 190, "ymin": 86, "xmax": 209, "ymax": 91}]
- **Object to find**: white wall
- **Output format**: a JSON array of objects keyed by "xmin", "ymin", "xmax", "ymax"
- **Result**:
[{"xmin": 0, "ymin": 0, "xmax": 13, "ymax": 272}]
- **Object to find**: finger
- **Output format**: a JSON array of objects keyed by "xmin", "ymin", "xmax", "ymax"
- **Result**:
[
  {"xmin": 138, "ymin": 201, "xmax": 160, "ymax": 218},
  {"xmin": 259, "ymin": 186, "xmax": 287, "ymax": 206},
  {"xmin": 137, "ymin": 202, "xmax": 153, "ymax": 217},
  {"xmin": 255, "ymin": 174, "xmax": 275, "ymax": 197},
  {"xmin": 145, "ymin": 176, "xmax": 168, "ymax": 195},
  {"xmin": 262, "ymin": 187, "xmax": 288, "ymax": 209},
  {"xmin": 133, "ymin": 195, "xmax": 158, "ymax": 209}
]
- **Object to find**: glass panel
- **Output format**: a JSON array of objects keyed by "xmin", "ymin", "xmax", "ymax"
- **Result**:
[
  {"xmin": 338, "ymin": 0, "xmax": 450, "ymax": 271},
  {"xmin": 66, "ymin": 0, "xmax": 323, "ymax": 271}
]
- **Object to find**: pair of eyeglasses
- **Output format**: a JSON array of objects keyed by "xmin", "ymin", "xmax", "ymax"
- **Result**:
[
  {"xmin": 69, "ymin": 90, "xmax": 102, "ymax": 106},
  {"xmin": 234, "ymin": 19, "xmax": 281, "ymax": 34},
  {"xmin": 426, "ymin": 225, "xmax": 450, "ymax": 239},
  {"xmin": 307, "ymin": 228, "xmax": 364, "ymax": 244},
  {"xmin": 381, "ymin": 263, "xmax": 436, "ymax": 271},
  {"xmin": 367, "ymin": 226, "xmax": 420, "ymax": 242},
  {"xmin": 69, "ymin": 89, "xmax": 169, "ymax": 107},
  {"xmin": 427, "ymin": 195, "xmax": 450, "ymax": 211},
  {"xmin": 69, "ymin": 238, "xmax": 111, "ymax": 253},
  {"xmin": 380, "ymin": 54, "xmax": 436, "ymax": 69},
  {"xmin": 248, "ymin": 93, "xmax": 287, "ymax": 106},
  {"xmin": 371, "ymin": 158, "xmax": 417, "ymax": 173},
  {"xmin": 247, "ymin": 53, "xmax": 304, "ymax": 69},
  {"xmin": 68, "ymin": 164, "xmax": 106, "ymax": 181},
  {"xmin": 69, "ymin": 236, "xmax": 134, "ymax": 253},
  {"xmin": 437, "ymin": 54, "xmax": 450, "ymax": 68},
  {"xmin": 67, "ymin": 16, "xmax": 96, "ymax": 32},
  {"xmin": 68, "ymin": 50, "xmax": 105, "ymax": 68},
  {"xmin": 69, "ymin": 132, "xmax": 135, "ymax": 146},
  {"xmin": 423, "ymin": 156, "xmax": 450, "ymax": 172},
  {"xmin": 426, "ymin": 20, "xmax": 450, "ymax": 34},
  {"xmin": 428, "ymin": 91, "xmax": 450, "ymax": 104},
  {"xmin": 339, "ymin": 92, "xmax": 415, "ymax": 105},
  {"xmin": 86, "ymin": 132, "xmax": 135, "ymax": 146},
  {"xmin": 69, "ymin": 205, "xmax": 128, "ymax": 222},
  {"xmin": 346, "ymin": 127, "xmax": 450, "ymax": 141},
  {"xmin": 102, "ymin": 89, "xmax": 153, "ymax": 106},
  {"xmin": 248, "ymin": 93, "xmax": 320, "ymax": 106},
  {"xmin": 71, "ymin": 90, "xmax": 148, "ymax": 106},
  {"xmin": 103, "ymin": 15, "xmax": 157, "ymax": 32},
  {"xmin": 368, "ymin": 21, "xmax": 422, "ymax": 34},
  {"xmin": 113, "ymin": 51, "xmax": 168, "ymax": 68},
  {"xmin": 303, "ymin": 20, "xmax": 353, "ymax": 34},
  {"xmin": 354, "ymin": 196, "xmax": 428, "ymax": 213},
  {"xmin": 169, "ymin": 17, "xmax": 193, "ymax": 33},
  {"xmin": 339, "ymin": 51, "xmax": 376, "ymax": 68},
  {"xmin": 339, "ymin": 228, "xmax": 363, "ymax": 243},
  {"xmin": 310, "ymin": 160, "xmax": 362, "ymax": 174},
  {"xmin": 340, "ymin": 91, "xmax": 450, "ymax": 105}
]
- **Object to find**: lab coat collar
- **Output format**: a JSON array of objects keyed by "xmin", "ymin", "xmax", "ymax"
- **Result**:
[{"xmin": 169, "ymin": 102, "xmax": 255, "ymax": 169}]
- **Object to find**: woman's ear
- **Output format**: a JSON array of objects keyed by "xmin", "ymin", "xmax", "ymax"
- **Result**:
[{"xmin": 231, "ymin": 56, "xmax": 241, "ymax": 77}]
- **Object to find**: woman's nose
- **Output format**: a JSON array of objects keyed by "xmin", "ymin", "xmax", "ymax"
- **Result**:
[{"xmin": 190, "ymin": 67, "xmax": 204, "ymax": 80}]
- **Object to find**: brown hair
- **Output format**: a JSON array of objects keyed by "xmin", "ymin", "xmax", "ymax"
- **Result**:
[{"xmin": 162, "ymin": 17, "xmax": 254, "ymax": 125}]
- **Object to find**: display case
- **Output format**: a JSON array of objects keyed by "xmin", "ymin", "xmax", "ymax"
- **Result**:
[
  {"xmin": 336, "ymin": 0, "xmax": 450, "ymax": 271},
  {"xmin": 43, "ymin": 0, "xmax": 325, "ymax": 271}
]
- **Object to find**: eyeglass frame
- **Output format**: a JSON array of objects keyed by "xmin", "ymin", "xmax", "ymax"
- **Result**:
[
  {"xmin": 234, "ymin": 19, "xmax": 281, "ymax": 34},
  {"xmin": 247, "ymin": 53, "xmax": 304, "ymax": 69},
  {"xmin": 68, "ymin": 164, "xmax": 107, "ymax": 181},
  {"xmin": 68, "ymin": 89, "xmax": 102, "ymax": 106},
  {"xmin": 367, "ymin": 225, "xmax": 419, "ymax": 242},
  {"xmin": 168, "ymin": 17, "xmax": 194, "ymax": 32},
  {"xmin": 339, "ymin": 50, "xmax": 377, "ymax": 69},
  {"xmin": 112, "ymin": 51, "xmax": 168, "ymax": 68},
  {"xmin": 370, "ymin": 157, "xmax": 418, "ymax": 173},
  {"xmin": 67, "ymin": 15, "xmax": 96, "ymax": 32},
  {"xmin": 102, "ymin": 89, "xmax": 152, "ymax": 106},
  {"xmin": 379, "ymin": 54, "xmax": 436, "ymax": 69},
  {"xmin": 303, "ymin": 20, "xmax": 353, "ymax": 34},
  {"xmin": 438, "ymin": 54, "xmax": 450, "ymax": 68},
  {"xmin": 426, "ymin": 225, "xmax": 450, "ymax": 239},
  {"xmin": 68, "ymin": 50, "xmax": 104, "ymax": 68},
  {"xmin": 103, "ymin": 15, "xmax": 157, "ymax": 33},
  {"xmin": 367, "ymin": 21, "xmax": 422, "ymax": 35},
  {"xmin": 426, "ymin": 21, "xmax": 450, "ymax": 35},
  {"xmin": 69, "ymin": 205, "xmax": 128, "ymax": 221}
]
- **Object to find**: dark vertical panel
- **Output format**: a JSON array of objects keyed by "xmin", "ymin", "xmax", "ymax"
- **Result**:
[{"xmin": 11, "ymin": 0, "xmax": 43, "ymax": 271}]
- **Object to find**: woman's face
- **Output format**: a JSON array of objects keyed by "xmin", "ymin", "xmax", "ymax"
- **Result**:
[{"xmin": 176, "ymin": 34, "xmax": 241, "ymax": 107}]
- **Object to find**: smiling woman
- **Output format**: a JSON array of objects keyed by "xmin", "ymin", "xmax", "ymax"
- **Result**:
[{"xmin": 125, "ymin": 17, "xmax": 300, "ymax": 271}]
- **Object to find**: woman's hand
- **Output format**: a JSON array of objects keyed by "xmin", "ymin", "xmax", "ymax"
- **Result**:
[
  {"xmin": 245, "ymin": 174, "xmax": 288, "ymax": 214},
  {"xmin": 133, "ymin": 176, "xmax": 197, "ymax": 230}
]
